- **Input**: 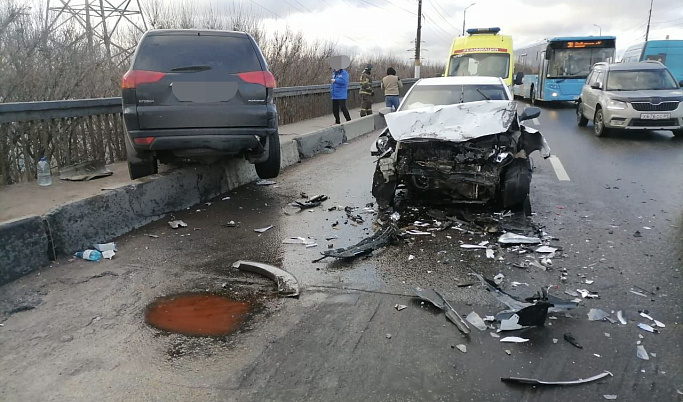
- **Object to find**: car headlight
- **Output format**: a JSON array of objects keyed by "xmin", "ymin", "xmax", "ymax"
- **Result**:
[{"xmin": 607, "ymin": 100, "xmax": 627, "ymax": 110}]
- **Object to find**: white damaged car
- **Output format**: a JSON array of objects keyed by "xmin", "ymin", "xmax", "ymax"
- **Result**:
[{"xmin": 371, "ymin": 77, "xmax": 550, "ymax": 213}]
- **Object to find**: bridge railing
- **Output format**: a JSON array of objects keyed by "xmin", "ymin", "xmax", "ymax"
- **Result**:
[{"xmin": 0, "ymin": 79, "xmax": 417, "ymax": 185}]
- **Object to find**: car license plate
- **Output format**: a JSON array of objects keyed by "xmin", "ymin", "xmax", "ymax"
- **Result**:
[{"xmin": 640, "ymin": 113, "xmax": 670, "ymax": 119}]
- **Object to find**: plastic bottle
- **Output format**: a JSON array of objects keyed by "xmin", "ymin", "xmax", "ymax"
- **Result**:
[
  {"xmin": 74, "ymin": 250, "xmax": 102, "ymax": 261},
  {"xmin": 37, "ymin": 157, "xmax": 52, "ymax": 186}
]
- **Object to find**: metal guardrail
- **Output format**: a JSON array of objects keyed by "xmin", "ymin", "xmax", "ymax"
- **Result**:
[{"xmin": 0, "ymin": 78, "xmax": 419, "ymax": 184}]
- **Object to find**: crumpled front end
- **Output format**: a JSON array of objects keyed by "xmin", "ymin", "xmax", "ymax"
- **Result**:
[{"xmin": 397, "ymin": 134, "xmax": 515, "ymax": 203}]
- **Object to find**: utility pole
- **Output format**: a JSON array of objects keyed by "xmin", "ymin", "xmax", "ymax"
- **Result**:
[
  {"xmin": 462, "ymin": 3, "xmax": 475, "ymax": 36},
  {"xmin": 645, "ymin": 0, "xmax": 653, "ymax": 41},
  {"xmin": 414, "ymin": 0, "xmax": 422, "ymax": 78}
]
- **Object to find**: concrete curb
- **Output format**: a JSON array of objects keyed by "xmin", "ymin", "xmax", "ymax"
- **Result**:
[{"xmin": 0, "ymin": 119, "xmax": 380, "ymax": 287}]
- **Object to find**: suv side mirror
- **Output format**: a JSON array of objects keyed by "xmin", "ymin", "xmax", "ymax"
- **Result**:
[
  {"xmin": 514, "ymin": 72, "xmax": 524, "ymax": 86},
  {"xmin": 591, "ymin": 82, "xmax": 603, "ymax": 90},
  {"xmin": 519, "ymin": 106, "xmax": 541, "ymax": 122}
]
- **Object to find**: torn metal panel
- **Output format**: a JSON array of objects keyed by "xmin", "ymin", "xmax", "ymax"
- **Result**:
[
  {"xmin": 320, "ymin": 224, "xmax": 397, "ymax": 259},
  {"xmin": 384, "ymin": 100, "xmax": 518, "ymax": 143},
  {"xmin": 59, "ymin": 160, "xmax": 113, "ymax": 181},
  {"xmin": 232, "ymin": 260, "xmax": 300, "ymax": 297},
  {"xmin": 501, "ymin": 371, "xmax": 613, "ymax": 386}
]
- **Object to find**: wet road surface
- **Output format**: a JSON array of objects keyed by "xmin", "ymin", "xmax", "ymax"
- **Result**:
[{"xmin": 1, "ymin": 102, "xmax": 682, "ymax": 401}]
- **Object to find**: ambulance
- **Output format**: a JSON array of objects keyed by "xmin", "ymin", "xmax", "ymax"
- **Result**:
[{"xmin": 445, "ymin": 27, "xmax": 514, "ymax": 88}]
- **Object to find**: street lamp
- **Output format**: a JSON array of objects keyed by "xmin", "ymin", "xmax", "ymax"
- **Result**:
[
  {"xmin": 462, "ymin": 3, "xmax": 476, "ymax": 36},
  {"xmin": 593, "ymin": 24, "xmax": 602, "ymax": 35}
]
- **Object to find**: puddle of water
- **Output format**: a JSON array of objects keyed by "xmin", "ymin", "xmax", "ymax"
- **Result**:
[{"xmin": 145, "ymin": 293, "xmax": 252, "ymax": 337}]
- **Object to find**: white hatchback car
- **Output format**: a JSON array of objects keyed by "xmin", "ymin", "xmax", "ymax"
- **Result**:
[{"xmin": 577, "ymin": 61, "xmax": 683, "ymax": 137}]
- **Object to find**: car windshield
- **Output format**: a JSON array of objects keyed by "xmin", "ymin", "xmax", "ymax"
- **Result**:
[
  {"xmin": 447, "ymin": 53, "xmax": 510, "ymax": 78},
  {"xmin": 606, "ymin": 69, "xmax": 679, "ymax": 91},
  {"xmin": 548, "ymin": 47, "xmax": 614, "ymax": 78},
  {"xmin": 400, "ymin": 84, "xmax": 508, "ymax": 110}
]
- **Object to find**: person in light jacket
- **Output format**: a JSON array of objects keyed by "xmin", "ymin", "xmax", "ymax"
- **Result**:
[
  {"xmin": 381, "ymin": 67, "xmax": 403, "ymax": 111},
  {"xmin": 331, "ymin": 68, "xmax": 351, "ymax": 124}
]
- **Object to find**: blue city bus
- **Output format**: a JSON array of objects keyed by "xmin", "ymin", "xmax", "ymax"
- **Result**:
[
  {"xmin": 621, "ymin": 40, "xmax": 683, "ymax": 82},
  {"xmin": 512, "ymin": 36, "xmax": 616, "ymax": 103}
]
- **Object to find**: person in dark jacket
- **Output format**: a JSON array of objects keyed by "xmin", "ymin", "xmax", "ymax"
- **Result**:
[
  {"xmin": 359, "ymin": 64, "xmax": 374, "ymax": 117},
  {"xmin": 331, "ymin": 68, "xmax": 351, "ymax": 124}
]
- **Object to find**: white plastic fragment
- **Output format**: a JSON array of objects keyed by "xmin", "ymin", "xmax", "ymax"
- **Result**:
[
  {"xmin": 102, "ymin": 250, "xmax": 115, "ymax": 260},
  {"xmin": 254, "ymin": 225, "xmax": 274, "ymax": 233},
  {"xmin": 535, "ymin": 246, "xmax": 557, "ymax": 253},
  {"xmin": 636, "ymin": 345, "xmax": 649, "ymax": 360},
  {"xmin": 585, "ymin": 279, "xmax": 594, "ymax": 285},
  {"xmin": 456, "ymin": 344, "xmax": 467, "ymax": 353},
  {"xmin": 395, "ymin": 304, "xmax": 407, "ymax": 311},
  {"xmin": 552, "ymin": 338, "xmax": 558, "ymax": 344},
  {"xmin": 460, "ymin": 244, "xmax": 487, "ymax": 249},
  {"xmin": 577, "ymin": 289, "xmax": 599, "ymax": 299},
  {"xmin": 493, "ymin": 273, "xmax": 505, "ymax": 286},
  {"xmin": 465, "ymin": 312, "xmax": 488, "ymax": 331},
  {"xmin": 490, "ymin": 332, "xmax": 501, "ymax": 338},
  {"xmin": 222, "ymin": 196, "xmax": 231, "ymax": 200},
  {"xmin": 168, "ymin": 220, "xmax": 187, "ymax": 229},
  {"xmin": 486, "ymin": 249, "xmax": 495, "ymax": 259},
  {"xmin": 305, "ymin": 243, "xmax": 318, "ymax": 248},
  {"xmin": 588, "ymin": 309, "xmax": 611, "ymax": 321},
  {"xmin": 617, "ymin": 311, "xmax": 627, "ymax": 325},
  {"xmin": 498, "ymin": 232, "xmax": 542, "ymax": 244},
  {"xmin": 500, "ymin": 336, "xmax": 529, "ymax": 343},
  {"xmin": 408, "ymin": 255, "xmax": 415, "ymax": 261},
  {"xmin": 603, "ymin": 395, "xmax": 618, "ymax": 400},
  {"xmin": 637, "ymin": 323, "xmax": 658, "ymax": 333},
  {"xmin": 654, "ymin": 320, "xmax": 665, "ymax": 328},
  {"xmin": 94, "ymin": 243, "xmax": 116, "ymax": 252},
  {"xmin": 630, "ymin": 290, "xmax": 648, "ymax": 298},
  {"xmin": 640, "ymin": 312, "xmax": 654, "ymax": 321}
]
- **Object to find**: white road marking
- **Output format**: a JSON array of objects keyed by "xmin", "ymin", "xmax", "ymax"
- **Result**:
[
  {"xmin": 548, "ymin": 155, "xmax": 570, "ymax": 181},
  {"xmin": 532, "ymin": 118, "xmax": 540, "ymax": 125}
]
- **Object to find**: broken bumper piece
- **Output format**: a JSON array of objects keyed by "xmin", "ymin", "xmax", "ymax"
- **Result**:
[
  {"xmin": 318, "ymin": 224, "xmax": 397, "ymax": 260},
  {"xmin": 232, "ymin": 260, "xmax": 300, "ymax": 297},
  {"xmin": 501, "ymin": 370, "xmax": 613, "ymax": 386}
]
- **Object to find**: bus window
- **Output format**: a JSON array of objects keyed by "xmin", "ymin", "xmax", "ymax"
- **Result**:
[{"xmin": 548, "ymin": 47, "xmax": 613, "ymax": 78}]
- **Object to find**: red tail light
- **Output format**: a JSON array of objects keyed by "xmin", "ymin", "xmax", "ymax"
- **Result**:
[
  {"xmin": 121, "ymin": 70, "xmax": 165, "ymax": 89},
  {"xmin": 133, "ymin": 137, "xmax": 154, "ymax": 145},
  {"xmin": 236, "ymin": 71, "xmax": 277, "ymax": 88}
]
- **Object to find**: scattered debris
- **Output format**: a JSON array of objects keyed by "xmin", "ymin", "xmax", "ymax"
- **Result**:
[
  {"xmin": 654, "ymin": 320, "xmax": 665, "ymax": 328},
  {"xmin": 629, "ymin": 290, "xmax": 648, "ymax": 298},
  {"xmin": 564, "ymin": 333, "xmax": 583, "ymax": 349},
  {"xmin": 493, "ymin": 273, "xmax": 505, "ymax": 286},
  {"xmin": 498, "ymin": 232, "xmax": 542, "ymax": 245},
  {"xmin": 255, "ymin": 179, "xmax": 276, "ymax": 186},
  {"xmin": 577, "ymin": 289, "xmax": 599, "ymax": 299},
  {"xmin": 232, "ymin": 260, "xmax": 299, "ymax": 297},
  {"xmin": 460, "ymin": 244, "xmax": 488, "ymax": 249},
  {"xmin": 617, "ymin": 311, "xmax": 627, "ymax": 325},
  {"xmin": 636, "ymin": 345, "xmax": 649, "ymax": 360},
  {"xmin": 222, "ymin": 196, "xmax": 231, "ymax": 201},
  {"xmin": 408, "ymin": 254, "xmax": 415, "ymax": 260},
  {"xmin": 637, "ymin": 323, "xmax": 659, "ymax": 333},
  {"xmin": 500, "ymin": 337, "xmax": 529, "ymax": 343},
  {"xmin": 633, "ymin": 230, "xmax": 642, "ymax": 238},
  {"xmin": 536, "ymin": 246, "xmax": 558, "ymax": 253},
  {"xmin": 588, "ymin": 309, "xmax": 611, "ymax": 321},
  {"xmin": 456, "ymin": 344, "xmax": 467, "ymax": 353},
  {"xmin": 146, "ymin": 234, "xmax": 159, "ymax": 238},
  {"xmin": 565, "ymin": 290, "xmax": 580, "ymax": 297},
  {"xmin": 222, "ymin": 221, "xmax": 237, "ymax": 228},
  {"xmin": 501, "ymin": 371, "xmax": 612, "ymax": 386},
  {"xmin": 490, "ymin": 332, "xmax": 500, "ymax": 338},
  {"xmin": 603, "ymin": 396, "xmax": 617, "ymax": 400},
  {"xmin": 395, "ymin": 304, "xmax": 407, "ymax": 311},
  {"xmin": 584, "ymin": 279, "xmax": 594, "ymax": 285},
  {"xmin": 505, "ymin": 349, "xmax": 512, "ymax": 355},
  {"xmin": 486, "ymin": 249, "xmax": 495, "ymax": 259},
  {"xmin": 436, "ymin": 290, "xmax": 471, "ymax": 335},
  {"xmin": 552, "ymin": 338, "xmax": 558, "ymax": 344},
  {"xmin": 59, "ymin": 160, "xmax": 113, "ymax": 181},
  {"xmin": 101, "ymin": 250, "xmax": 115, "ymax": 260},
  {"xmin": 465, "ymin": 312, "xmax": 488, "ymax": 331},
  {"xmin": 305, "ymin": 243, "xmax": 318, "ymax": 248},
  {"xmin": 604, "ymin": 332, "xmax": 611, "ymax": 338},
  {"xmin": 254, "ymin": 225, "xmax": 274, "ymax": 233},
  {"xmin": 386, "ymin": 333, "xmax": 392, "ymax": 339},
  {"xmin": 168, "ymin": 220, "xmax": 187, "ymax": 229},
  {"xmin": 317, "ymin": 224, "xmax": 397, "ymax": 261},
  {"xmin": 511, "ymin": 281, "xmax": 529, "ymax": 287},
  {"xmin": 293, "ymin": 194, "xmax": 328, "ymax": 209}
]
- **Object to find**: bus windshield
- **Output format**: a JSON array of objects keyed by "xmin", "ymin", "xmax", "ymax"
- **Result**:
[
  {"xmin": 606, "ymin": 70, "xmax": 679, "ymax": 91},
  {"xmin": 447, "ymin": 53, "xmax": 510, "ymax": 79},
  {"xmin": 548, "ymin": 47, "xmax": 614, "ymax": 78}
]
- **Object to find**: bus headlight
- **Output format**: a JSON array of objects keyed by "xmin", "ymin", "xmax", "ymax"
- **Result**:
[
  {"xmin": 551, "ymin": 92, "xmax": 558, "ymax": 97},
  {"xmin": 607, "ymin": 100, "xmax": 627, "ymax": 110}
]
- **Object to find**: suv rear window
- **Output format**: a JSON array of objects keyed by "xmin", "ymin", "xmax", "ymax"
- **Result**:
[
  {"xmin": 134, "ymin": 34, "xmax": 262, "ymax": 73},
  {"xmin": 606, "ymin": 69, "xmax": 678, "ymax": 91}
]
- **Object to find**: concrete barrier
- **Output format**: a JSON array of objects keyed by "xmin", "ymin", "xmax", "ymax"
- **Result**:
[
  {"xmin": 0, "ymin": 216, "xmax": 50, "ymax": 284},
  {"xmin": 0, "ymin": 120, "xmax": 377, "ymax": 286}
]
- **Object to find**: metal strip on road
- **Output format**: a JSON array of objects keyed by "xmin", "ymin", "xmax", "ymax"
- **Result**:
[{"xmin": 548, "ymin": 155, "xmax": 571, "ymax": 181}]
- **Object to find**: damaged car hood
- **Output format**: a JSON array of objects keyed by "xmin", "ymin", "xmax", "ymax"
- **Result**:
[{"xmin": 385, "ymin": 100, "xmax": 518, "ymax": 143}]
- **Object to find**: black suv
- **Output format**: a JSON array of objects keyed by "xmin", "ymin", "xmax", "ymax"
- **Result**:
[{"xmin": 121, "ymin": 29, "xmax": 280, "ymax": 179}]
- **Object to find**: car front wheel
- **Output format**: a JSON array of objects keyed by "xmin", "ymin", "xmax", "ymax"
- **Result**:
[
  {"xmin": 255, "ymin": 133, "xmax": 281, "ymax": 179},
  {"xmin": 502, "ymin": 158, "xmax": 531, "ymax": 212},
  {"xmin": 577, "ymin": 103, "xmax": 588, "ymax": 126},
  {"xmin": 593, "ymin": 108, "xmax": 610, "ymax": 137}
]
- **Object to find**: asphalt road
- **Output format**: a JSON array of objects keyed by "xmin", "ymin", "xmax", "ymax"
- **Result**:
[{"xmin": 1, "ymin": 102, "xmax": 681, "ymax": 401}]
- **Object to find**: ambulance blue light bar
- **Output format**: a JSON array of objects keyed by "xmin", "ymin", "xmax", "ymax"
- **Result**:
[{"xmin": 467, "ymin": 27, "xmax": 501, "ymax": 35}]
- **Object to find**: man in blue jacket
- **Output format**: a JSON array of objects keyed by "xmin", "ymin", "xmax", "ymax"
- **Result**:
[{"xmin": 331, "ymin": 68, "xmax": 351, "ymax": 124}]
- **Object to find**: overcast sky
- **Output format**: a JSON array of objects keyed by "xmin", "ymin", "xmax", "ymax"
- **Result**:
[{"xmin": 205, "ymin": 0, "xmax": 683, "ymax": 65}]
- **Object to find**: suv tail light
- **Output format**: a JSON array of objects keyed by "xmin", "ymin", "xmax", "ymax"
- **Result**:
[
  {"xmin": 236, "ymin": 71, "xmax": 277, "ymax": 88},
  {"xmin": 133, "ymin": 137, "xmax": 154, "ymax": 145},
  {"xmin": 121, "ymin": 70, "xmax": 166, "ymax": 89}
]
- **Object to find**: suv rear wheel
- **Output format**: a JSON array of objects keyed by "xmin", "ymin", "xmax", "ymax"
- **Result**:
[
  {"xmin": 125, "ymin": 133, "xmax": 158, "ymax": 179},
  {"xmin": 593, "ymin": 108, "xmax": 610, "ymax": 137},
  {"xmin": 577, "ymin": 102, "xmax": 588, "ymax": 126},
  {"xmin": 255, "ymin": 133, "xmax": 281, "ymax": 179}
]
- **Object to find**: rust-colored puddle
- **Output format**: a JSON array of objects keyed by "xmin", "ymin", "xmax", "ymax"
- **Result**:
[{"xmin": 145, "ymin": 293, "xmax": 252, "ymax": 336}]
